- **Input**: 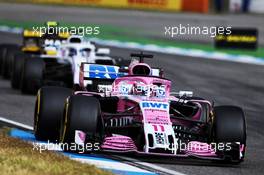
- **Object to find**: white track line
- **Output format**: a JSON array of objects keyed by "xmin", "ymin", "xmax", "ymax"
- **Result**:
[
  {"xmin": 0, "ymin": 116, "xmax": 187, "ymax": 175},
  {"xmin": 114, "ymin": 155, "xmax": 186, "ymax": 175},
  {"xmin": 0, "ymin": 117, "xmax": 155, "ymax": 174},
  {"xmin": 90, "ymin": 38, "xmax": 264, "ymax": 66},
  {"xmin": 71, "ymin": 157, "xmax": 153, "ymax": 174},
  {"xmin": 0, "ymin": 117, "xmax": 33, "ymax": 130},
  {"xmin": 1, "ymin": 25, "xmax": 264, "ymax": 66}
]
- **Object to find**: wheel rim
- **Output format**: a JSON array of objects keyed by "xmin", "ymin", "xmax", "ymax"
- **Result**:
[
  {"xmin": 34, "ymin": 90, "xmax": 41, "ymax": 133},
  {"xmin": 60, "ymin": 98, "xmax": 69, "ymax": 143}
]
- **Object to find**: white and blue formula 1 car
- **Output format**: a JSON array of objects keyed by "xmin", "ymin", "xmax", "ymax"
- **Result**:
[
  {"xmin": 12, "ymin": 32, "xmax": 123, "ymax": 93},
  {"xmin": 57, "ymin": 35, "xmax": 120, "ymax": 91}
]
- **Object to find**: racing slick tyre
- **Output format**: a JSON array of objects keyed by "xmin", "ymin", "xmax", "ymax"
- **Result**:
[
  {"xmin": 1, "ymin": 44, "xmax": 19, "ymax": 78},
  {"xmin": 5, "ymin": 47, "xmax": 21, "ymax": 79},
  {"xmin": 214, "ymin": 105, "xmax": 246, "ymax": 163},
  {"xmin": 0, "ymin": 44, "xmax": 9, "ymax": 76},
  {"xmin": 60, "ymin": 96, "xmax": 103, "ymax": 153},
  {"xmin": 11, "ymin": 54, "xmax": 25, "ymax": 89},
  {"xmin": 34, "ymin": 86, "xmax": 72, "ymax": 142},
  {"xmin": 20, "ymin": 57, "xmax": 44, "ymax": 94},
  {"xmin": 0, "ymin": 44, "xmax": 5, "ymax": 71}
]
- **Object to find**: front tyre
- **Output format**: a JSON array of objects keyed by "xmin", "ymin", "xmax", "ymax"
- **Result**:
[
  {"xmin": 34, "ymin": 86, "xmax": 72, "ymax": 142},
  {"xmin": 60, "ymin": 96, "xmax": 103, "ymax": 153},
  {"xmin": 213, "ymin": 105, "xmax": 246, "ymax": 163}
]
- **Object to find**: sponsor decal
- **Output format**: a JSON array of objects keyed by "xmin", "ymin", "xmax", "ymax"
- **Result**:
[
  {"xmin": 155, "ymin": 132, "xmax": 165, "ymax": 144},
  {"xmin": 64, "ymin": 0, "xmax": 101, "ymax": 4},
  {"xmin": 141, "ymin": 101, "xmax": 169, "ymax": 110},
  {"xmin": 27, "ymin": 0, "xmax": 181, "ymax": 11},
  {"xmin": 215, "ymin": 28, "xmax": 258, "ymax": 50},
  {"xmin": 84, "ymin": 64, "xmax": 120, "ymax": 79},
  {"xmin": 128, "ymin": 0, "xmax": 167, "ymax": 6}
]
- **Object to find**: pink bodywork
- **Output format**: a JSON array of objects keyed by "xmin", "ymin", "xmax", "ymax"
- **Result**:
[
  {"xmin": 84, "ymin": 76, "xmax": 215, "ymax": 157},
  {"xmin": 101, "ymin": 136, "xmax": 137, "ymax": 151},
  {"xmin": 76, "ymin": 78, "xmax": 217, "ymax": 157},
  {"xmin": 76, "ymin": 60, "xmax": 229, "ymax": 159}
]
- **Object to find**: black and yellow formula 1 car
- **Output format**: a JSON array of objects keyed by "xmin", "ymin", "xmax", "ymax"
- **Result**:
[
  {"xmin": 9, "ymin": 21, "xmax": 72, "ymax": 94},
  {"xmin": 10, "ymin": 29, "xmax": 42, "ymax": 89},
  {"xmin": 0, "ymin": 28, "xmax": 43, "ymax": 79},
  {"xmin": 0, "ymin": 43, "xmax": 20, "ymax": 79}
]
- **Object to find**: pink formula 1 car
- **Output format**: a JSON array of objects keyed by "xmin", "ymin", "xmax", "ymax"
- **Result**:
[{"xmin": 34, "ymin": 52, "xmax": 246, "ymax": 164}]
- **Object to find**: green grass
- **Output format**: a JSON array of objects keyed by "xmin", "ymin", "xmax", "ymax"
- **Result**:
[
  {"xmin": 0, "ymin": 127, "xmax": 112, "ymax": 175},
  {"xmin": 0, "ymin": 19, "xmax": 263, "ymax": 58}
]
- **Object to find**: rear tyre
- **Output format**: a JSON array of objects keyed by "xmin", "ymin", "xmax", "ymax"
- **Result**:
[
  {"xmin": 60, "ymin": 96, "xmax": 103, "ymax": 152},
  {"xmin": 5, "ymin": 47, "xmax": 21, "ymax": 79},
  {"xmin": 214, "ymin": 105, "xmax": 246, "ymax": 163},
  {"xmin": 21, "ymin": 57, "xmax": 44, "ymax": 94},
  {"xmin": 34, "ymin": 86, "xmax": 72, "ymax": 142},
  {"xmin": 1, "ymin": 44, "xmax": 20, "ymax": 78},
  {"xmin": 0, "ymin": 44, "xmax": 5, "ymax": 72},
  {"xmin": 11, "ymin": 54, "xmax": 25, "ymax": 89}
]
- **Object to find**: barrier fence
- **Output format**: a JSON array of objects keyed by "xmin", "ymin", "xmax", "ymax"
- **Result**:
[
  {"xmin": 6, "ymin": 0, "xmax": 263, "ymax": 14},
  {"xmin": 2, "ymin": 0, "xmax": 211, "ymax": 13}
]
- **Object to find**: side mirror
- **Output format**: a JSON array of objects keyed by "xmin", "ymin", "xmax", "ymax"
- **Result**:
[
  {"xmin": 179, "ymin": 91, "xmax": 193, "ymax": 97},
  {"xmin": 151, "ymin": 68, "xmax": 160, "ymax": 76},
  {"xmin": 97, "ymin": 48, "xmax": 110, "ymax": 55}
]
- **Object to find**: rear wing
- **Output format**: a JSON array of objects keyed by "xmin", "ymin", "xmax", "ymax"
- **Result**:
[
  {"xmin": 79, "ymin": 63, "xmax": 163, "ymax": 88},
  {"xmin": 81, "ymin": 63, "xmax": 122, "ymax": 79}
]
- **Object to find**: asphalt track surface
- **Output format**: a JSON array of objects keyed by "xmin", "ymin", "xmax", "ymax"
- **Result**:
[{"xmin": 0, "ymin": 3, "xmax": 264, "ymax": 175}]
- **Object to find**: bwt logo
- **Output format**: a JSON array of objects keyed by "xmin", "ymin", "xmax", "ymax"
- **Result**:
[
  {"xmin": 86, "ymin": 64, "xmax": 120, "ymax": 79},
  {"xmin": 142, "ymin": 102, "xmax": 168, "ymax": 110}
]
